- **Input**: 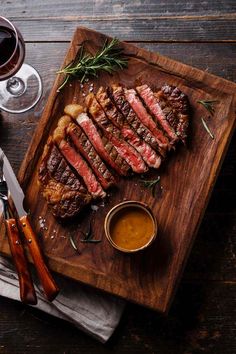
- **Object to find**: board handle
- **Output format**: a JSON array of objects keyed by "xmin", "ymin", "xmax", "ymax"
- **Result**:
[
  {"xmin": 6, "ymin": 218, "xmax": 37, "ymax": 305},
  {"xmin": 20, "ymin": 215, "xmax": 59, "ymax": 302}
]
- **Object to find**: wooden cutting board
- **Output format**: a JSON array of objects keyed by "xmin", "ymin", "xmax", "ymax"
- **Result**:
[{"xmin": 0, "ymin": 27, "xmax": 236, "ymax": 313}]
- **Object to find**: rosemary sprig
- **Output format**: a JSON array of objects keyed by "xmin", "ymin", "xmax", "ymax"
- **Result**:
[
  {"xmin": 141, "ymin": 176, "xmax": 161, "ymax": 197},
  {"xmin": 201, "ymin": 117, "xmax": 214, "ymax": 139},
  {"xmin": 197, "ymin": 100, "xmax": 219, "ymax": 116},
  {"xmin": 57, "ymin": 38, "xmax": 128, "ymax": 92}
]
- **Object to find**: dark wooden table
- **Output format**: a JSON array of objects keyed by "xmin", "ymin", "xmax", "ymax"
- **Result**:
[{"xmin": 0, "ymin": 1, "xmax": 235, "ymax": 353}]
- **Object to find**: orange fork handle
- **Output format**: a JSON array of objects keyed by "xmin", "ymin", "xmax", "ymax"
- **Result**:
[
  {"xmin": 6, "ymin": 218, "xmax": 37, "ymax": 305},
  {"xmin": 19, "ymin": 215, "xmax": 59, "ymax": 302}
]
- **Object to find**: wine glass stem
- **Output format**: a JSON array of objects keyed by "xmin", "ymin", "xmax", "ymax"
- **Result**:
[{"xmin": 6, "ymin": 76, "xmax": 26, "ymax": 96}]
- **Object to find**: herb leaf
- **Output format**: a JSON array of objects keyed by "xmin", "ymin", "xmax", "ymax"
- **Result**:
[
  {"xmin": 141, "ymin": 176, "xmax": 161, "ymax": 197},
  {"xmin": 57, "ymin": 38, "xmax": 128, "ymax": 92},
  {"xmin": 80, "ymin": 239, "xmax": 102, "ymax": 243},
  {"xmin": 69, "ymin": 234, "xmax": 81, "ymax": 253},
  {"xmin": 201, "ymin": 117, "xmax": 214, "ymax": 139},
  {"xmin": 80, "ymin": 221, "xmax": 101, "ymax": 243},
  {"xmin": 197, "ymin": 100, "xmax": 219, "ymax": 116}
]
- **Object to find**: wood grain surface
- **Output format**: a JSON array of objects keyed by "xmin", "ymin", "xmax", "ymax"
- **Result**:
[
  {"xmin": 0, "ymin": 27, "xmax": 235, "ymax": 313},
  {"xmin": 0, "ymin": 1, "xmax": 235, "ymax": 353}
]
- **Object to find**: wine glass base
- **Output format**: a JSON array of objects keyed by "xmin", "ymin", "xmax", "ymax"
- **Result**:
[{"xmin": 0, "ymin": 63, "xmax": 42, "ymax": 114}]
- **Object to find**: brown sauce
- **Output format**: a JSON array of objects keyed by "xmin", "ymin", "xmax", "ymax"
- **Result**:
[{"xmin": 110, "ymin": 206, "xmax": 155, "ymax": 250}]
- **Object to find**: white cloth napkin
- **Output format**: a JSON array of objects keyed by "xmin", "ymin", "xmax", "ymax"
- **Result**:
[{"xmin": 0, "ymin": 255, "xmax": 125, "ymax": 342}]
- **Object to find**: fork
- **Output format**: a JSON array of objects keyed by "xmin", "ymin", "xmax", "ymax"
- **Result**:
[{"xmin": 0, "ymin": 152, "xmax": 37, "ymax": 304}]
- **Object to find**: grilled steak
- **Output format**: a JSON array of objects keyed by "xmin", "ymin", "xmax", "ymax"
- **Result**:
[
  {"xmin": 155, "ymin": 84, "xmax": 190, "ymax": 143},
  {"xmin": 65, "ymin": 106, "xmax": 130, "ymax": 176},
  {"xmin": 39, "ymin": 83, "xmax": 191, "ymax": 219},
  {"xmin": 67, "ymin": 121, "xmax": 116, "ymax": 189},
  {"xmin": 96, "ymin": 87, "xmax": 161, "ymax": 169},
  {"xmin": 53, "ymin": 115, "xmax": 106, "ymax": 198},
  {"xmin": 136, "ymin": 85, "xmax": 178, "ymax": 143},
  {"xmin": 86, "ymin": 93, "xmax": 148, "ymax": 174},
  {"xmin": 38, "ymin": 138, "xmax": 91, "ymax": 218},
  {"xmin": 125, "ymin": 88, "xmax": 170, "ymax": 152}
]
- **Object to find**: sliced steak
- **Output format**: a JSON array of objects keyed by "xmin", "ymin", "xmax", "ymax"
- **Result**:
[
  {"xmin": 85, "ymin": 93, "xmax": 148, "ymax": 174},
  {"xmin": 67, "ymin": 121, "xmax": 116, "ymax": 189},
  {"xmin": 96, "ymin": 87, "xmax": 161, "ymax": 169},
  {"xmin": 125, "ymin": 88, "xmax": 170, "ymax": 152},
  {"xmin": 109, "ymin": 85, "xmax": 160, "ymax": 152},
  {"xmin": 53, "ymin": 115, "xmax": 106, "ymax": 198},
  {"xmin": 74, "ymin": 110, "xmax": 130, "ymax": 176},
  {"xmin": 155, "ymin": 84, "xmax": 190, "ymax": 143},
  {"xmin": 136, "ymin": 84, "xmax": 178, "ymax": 143},
  {"xmin": 38, "ymin": 138, "xmax": 91, "ymax": 218}
]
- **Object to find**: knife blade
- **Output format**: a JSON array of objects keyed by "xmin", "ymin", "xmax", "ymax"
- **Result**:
[
  {"xmin": 0, "ymin": 148, "xmax": 26, "ymax": 218},
  {"xmin": 0, "ymin": 148, "xmax": 59, "ymax": 301}
]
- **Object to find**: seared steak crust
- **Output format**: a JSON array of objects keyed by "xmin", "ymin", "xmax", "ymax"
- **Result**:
[
  {"xmin": 67, "ymin": 122, "xmax": 116, "ymax": 189},
  {"xmin": 38, "ymin": 139, "xmax": 91, "ymax": 218},
  {"xmin": 76, "ymin": 112, "xmax": 130, "ymax": 176},
  {"xmin": 97, "ymin": 87, "xmax": 161, "ymax": 169},
  {"xmin": 86, "ymin": 93, "xmax": 148, "ymax": 174},
  {"xmin": 155, "ymin": 84, "xmax": 190, "ymax": 142},
  {"xmin": 136, "ymin": 84, "xmax": 178, "ymax": 143},
  {"xmin": 125, "ymin": 88, "xmax": 170, "ymax": 153},
  {"xmin": 109, "ymin": 85, "xmax": 159, "ymax": 151},
  {"xmin": 53, "ymin": 115, "xmax": 106, "ymax": 198}
]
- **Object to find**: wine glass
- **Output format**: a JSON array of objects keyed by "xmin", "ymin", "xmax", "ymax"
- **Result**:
[{"xmin": 0, "ymin": 16, "xmax": 42, "ymax": 113}]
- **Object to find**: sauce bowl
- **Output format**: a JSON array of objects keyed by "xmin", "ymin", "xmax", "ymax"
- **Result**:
[{"xmin": 104, "ymin": 201, "xmax": 157, "ymax": 253}]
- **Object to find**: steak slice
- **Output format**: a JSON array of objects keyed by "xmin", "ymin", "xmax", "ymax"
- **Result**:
[
  {"xmin": 109, "ymin": 85, "xmax": 160, "ymax": 152},
  {"xmin": 38, "ymin": 138, "xmax": 91, "ymax": 218},
  {"xmin": 96, "ymin": 87, "xmax": 161, "ymax": 169},
  {"xmin": 124, "ymin": 88, "xmax": 170, "ymax": 152},
  {"xmin": 85, "ymin": 93, "xmax": 148, "ymax": 174},
  {"xmin": 155, "ymin": 84, "xmax": 190, "ymax": 143},
  {"xmin": 136, "ymin": 84, "xmax": 178, "ymax": 143},
  {"xmin": 64, "ymin": 105, "xmax": 130, "ymax": 176},
  {"xmin": 53, "ymin": 115, "xmax": 106, "ymax": 198},
  {"xmin": 67, "ymin": 121, "xmax": 116, "ymax": 189}
]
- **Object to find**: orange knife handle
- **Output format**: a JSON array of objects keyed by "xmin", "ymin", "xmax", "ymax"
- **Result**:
[
  {"xmin": 20, "ymin": 215, "xmax": 59, "ymax": 302},
  {"xmin": 5, "ymin": 218, "xmax": 37, "ymax": 305}
]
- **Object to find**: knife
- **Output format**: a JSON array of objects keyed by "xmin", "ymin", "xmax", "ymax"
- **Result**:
[{"xmin": 1, "ymin": 148, "xmax": 59, "ymax": 302}]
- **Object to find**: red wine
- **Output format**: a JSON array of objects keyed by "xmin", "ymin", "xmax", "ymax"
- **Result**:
[
  {"xmin": 0, "ymin": 21, "xmax": 25, "ymax": 81},
  {"xmin": 0, "ymin": 26, "xmax": 17, "ymax": 65}
]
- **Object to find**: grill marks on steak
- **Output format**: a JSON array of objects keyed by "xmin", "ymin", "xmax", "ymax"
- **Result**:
[
  {"xmin": 67, "ymin": 121, "xmax": 116, "ymax": 189},
  {"xmin": 96, "ymin": 87, "xmax": 161, "ymax": 169},
  {"xmin": 38, "ymin": 139, "xmax": 91, "ymax": 218},
  {"xmin": 125, "ymin": 88, "xmax": 170, "ymax": 153},
  {"xmin": 76, "ymin": 112, "xmax": 130, "ymax": 176},
  {"xmin": 43, "ymin": 144, "xmax": 86, "ymax": 192},
  {"xmin": 86, "ymin": 93, "xmax": 148, "ymax": 174},
  {"xmin": 136, "ymin": 85, "xmax": 178, "ymax": 143},
  {"xmin": 109, "ymin": 85, "xmax": 159, "ymax": 152},
  {"xmin": 53, "ymin": 116, "xmax": 106, "ymax": 198},
  {"xmin": 59, "ymin": 140, "xmax": 106, "ymax": 198},
  {"xmin": 155, "ymin": 84, "xmax": 190, "ymax": 142}
]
